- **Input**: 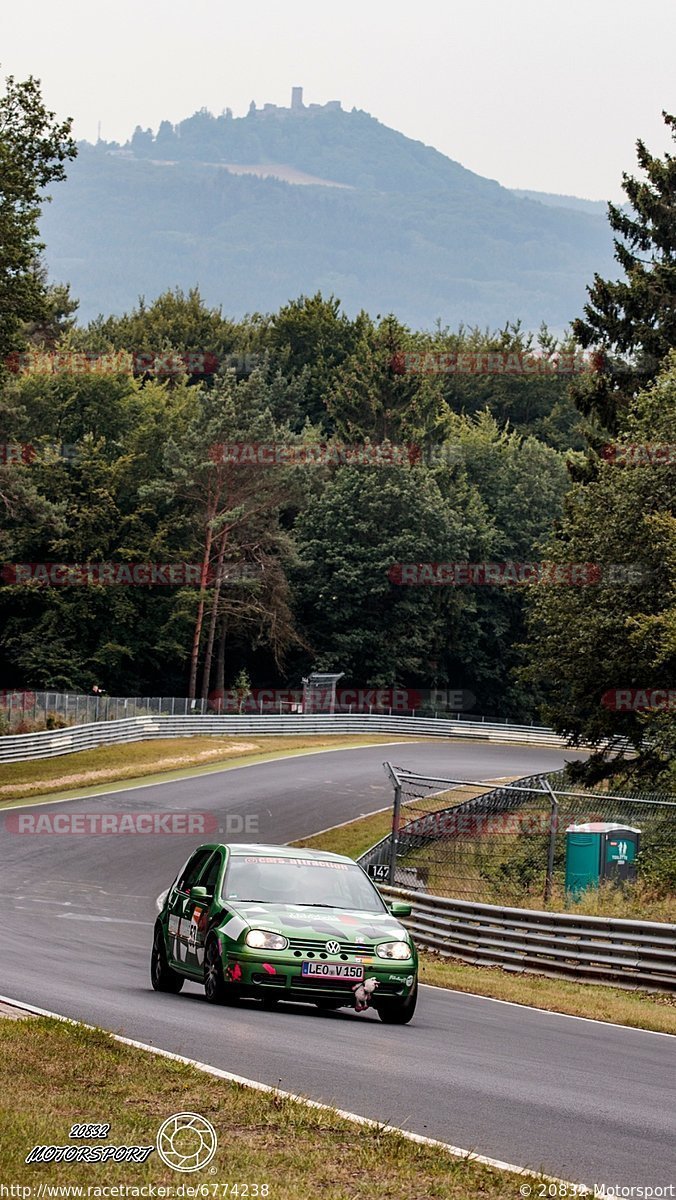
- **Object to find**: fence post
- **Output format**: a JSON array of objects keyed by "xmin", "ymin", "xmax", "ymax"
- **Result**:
[
  {"xmin": 383, "ymin": 762, "xmax": 403, "ymax": 885},
  {"xmin": 541, "ymin": 779, "xmax": 559, "ymax": 902},
  {"xmin": 388, "ymin": 780, "xmax": 403, "ymax": 885}
]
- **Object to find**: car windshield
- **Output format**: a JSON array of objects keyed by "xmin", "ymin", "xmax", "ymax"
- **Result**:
[{"xmin": 223, "ymin": 855, "xmax": 386, "ymax": 912}]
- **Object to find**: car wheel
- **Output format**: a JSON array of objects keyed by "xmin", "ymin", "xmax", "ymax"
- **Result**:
[
  {"xmin": 376, "ymin": 983, "xmax": 417, "ymax": 1024},
  {"xmin": 151, "ymin": 924, "xmax": 184, "ymax": 994},
  {"xmin": 204, "ymin": 936, "xmax": 230, "ymax": 1004}
]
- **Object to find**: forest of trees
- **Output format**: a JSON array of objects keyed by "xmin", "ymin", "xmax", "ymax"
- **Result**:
[
  {"xmin": 1, "ymin": 77, "xmax": 674, "ymax": 786},
  {"xmin": 0, "ymin": 291, "xmax": 577, "ymax": 719}
]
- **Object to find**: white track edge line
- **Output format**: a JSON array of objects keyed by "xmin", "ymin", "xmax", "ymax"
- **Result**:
[
  {"xmin": 2, "ymin": 739, "xmax": 582, "ymax": 813},
  {"xmin": 0, "ymin": 992, "xmax": 592, "ymax": 1193},
  {"xmin": 418, "ymin": 982, "xmax": 676, "ymax": 1037}
]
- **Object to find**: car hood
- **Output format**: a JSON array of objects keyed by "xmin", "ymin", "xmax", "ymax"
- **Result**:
[{"xmin": 223, "ymin": 901, "xmax": 408, "ymax": 944}]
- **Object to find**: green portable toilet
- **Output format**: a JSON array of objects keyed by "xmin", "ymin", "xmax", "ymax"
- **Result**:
[{"xmin": 565, "ymin": 822, "xmax": 640, "ymax": 896}]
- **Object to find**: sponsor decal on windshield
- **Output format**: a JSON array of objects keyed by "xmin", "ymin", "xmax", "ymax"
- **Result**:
[{"xmin": 242, "ymin": 856, "xmax": 349, "ymax": 869}]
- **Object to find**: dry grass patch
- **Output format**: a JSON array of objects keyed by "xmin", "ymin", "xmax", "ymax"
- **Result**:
[
  {"xmin": 0, "ymin": 1018, "xmax": 546, "ymax": 1197},
  {"xmin": 0, "ymin": 734, "xmax": 431, "ymax": 805}
]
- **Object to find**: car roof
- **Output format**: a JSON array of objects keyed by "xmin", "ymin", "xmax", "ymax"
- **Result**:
[{"xmin": 224, "ymin": 842, "xmax": 355, "ymax": 865}]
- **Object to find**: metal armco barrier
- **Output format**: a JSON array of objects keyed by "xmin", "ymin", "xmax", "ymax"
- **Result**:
[
  {"xmin": 0, "ymin": 712, "xmax": 579, "ymax": 763},
  {"xmin": 378, "ymin": 885, "xmax": 676, "ymax": 991}
]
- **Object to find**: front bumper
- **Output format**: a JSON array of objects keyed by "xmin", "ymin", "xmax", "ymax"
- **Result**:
[{"xmin": 223, "ymin": 949, "xmax": 417, "ymax": 1004}]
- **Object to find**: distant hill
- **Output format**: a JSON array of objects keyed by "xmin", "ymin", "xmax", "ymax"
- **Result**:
[
  {"xmin": 40, "ymin": 92, "xmax": 616, "ymax": 330},
  {"xmin": 510, "ymin": 189, "xmax": 610, "ymax": 216}
]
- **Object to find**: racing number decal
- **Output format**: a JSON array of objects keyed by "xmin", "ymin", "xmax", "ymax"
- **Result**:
[{"xmin": 188, "ymin": 907, "xmax": 202, "ymax": 951}]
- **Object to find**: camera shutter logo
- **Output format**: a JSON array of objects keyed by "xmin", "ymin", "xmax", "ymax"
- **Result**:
[
  {"xmin": 156, "ymin": 1112, "xmax": 217, "ymax": 1172},
  {"xmin": 326, "ymin": 940, "xmax": 341, "ymax": 954}
]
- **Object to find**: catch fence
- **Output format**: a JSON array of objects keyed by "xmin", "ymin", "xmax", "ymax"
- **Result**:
[
  {"xmin": 0, "ymin": 688, "xmax": 564, "ymax": 729},
  {"xmin": 358, "ymin": 765, "xmax": 676, "ymax": 907},
  {"xmin": 0, "ymin": 691, "xmax": 207, "ymax": 732}
]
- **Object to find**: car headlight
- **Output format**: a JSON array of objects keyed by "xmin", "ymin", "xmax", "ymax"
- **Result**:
[
  {"xmin": 376, "ymin": 940, "xmax": 411, "ymax": 960},
  {"xmin": 245, "ymin": 929, "xmax": 288, "ymax": 951}
]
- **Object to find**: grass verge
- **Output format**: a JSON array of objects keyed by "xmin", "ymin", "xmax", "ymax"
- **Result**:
[
  {"xmin": 293, "ymin": 783, "xmax": 492, "ymax": 859},
  {"xmin": 292, "ymin": 809, "xmax": 676, "ymax": 1035},
  {"xmin": 418, "ymin": 954, "xmax": 676, "ymax": 1034},
  {"xmin": 0, "ymin": 734, "xmax": 432, "ymax": 807},
  {"xmin": 0, "ymin": 1016, "xmax": 547, "ymax": 1196}
]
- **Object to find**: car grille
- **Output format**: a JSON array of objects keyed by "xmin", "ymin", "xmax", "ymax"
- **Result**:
[{"xmin": 288, "ymin": 937, "xmax": 373, "ymax": 957}]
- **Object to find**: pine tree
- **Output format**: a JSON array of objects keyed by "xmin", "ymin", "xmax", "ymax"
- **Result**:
[
  {"xmin": 0, "ymin": 75, "xmax": 76, "ymax": 371},
  {"xmin": 572, "ymin": 111, "xmax": 676, "ymax": 433}
]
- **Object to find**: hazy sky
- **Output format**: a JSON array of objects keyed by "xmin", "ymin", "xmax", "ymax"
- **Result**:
[{"xmin": 3, "ymin": 0, "xmax": 674, "ymax": 199}]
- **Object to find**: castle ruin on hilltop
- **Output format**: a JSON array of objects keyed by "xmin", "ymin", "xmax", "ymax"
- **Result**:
[{"xmin": 248, "ymin": 87, "xmax": 342, "ymax": 117}]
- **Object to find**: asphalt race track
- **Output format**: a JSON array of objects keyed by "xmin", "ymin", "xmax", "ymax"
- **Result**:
[{"xmin": 1, "ymin": 740, "xmax": 674, "ymax": 1188}]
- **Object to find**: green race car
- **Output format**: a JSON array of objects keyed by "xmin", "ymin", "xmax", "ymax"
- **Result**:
[{"xmin": 151, "ymin": 842, "xmax": 418, "ymax": 1023}]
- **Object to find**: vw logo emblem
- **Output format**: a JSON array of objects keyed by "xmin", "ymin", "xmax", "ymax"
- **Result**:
[
  {"xmin": 326, "ymin": 940, "xmax": 341, "ymax": 955},
  {"xmin": 156, "ymin": 1112, "xmax": 217, "ymax": 1172}
]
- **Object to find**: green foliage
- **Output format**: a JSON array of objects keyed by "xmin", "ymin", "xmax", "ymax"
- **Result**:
[
  {"xmin": 264, "ymin": 293, "xmax": 365, "ymax": 428},
  {"xmin": 478, "ymin": 832, "xmax": 564, "ymax": 897},
  {"xmin": 0, "ymin": 74, "xmax": 76, "ymax": 368},
  {"xmin": 0, "ymin": 287, "xmax": 573, "ymax": 715},
  {"xmin": 83, "ymin": 286, "xmax": 237, "ymax": 370},
  {"xmin": 523, "ymin": 355, "xmax": 676, "ymax": 770},
  {"xmin": 638, "ymin": 813, "xmax": 676, "ymax": 893},
  {"xmin": 572, "ymin": 111, "xmax": 676, "ymax": 431},
  {"xmin": 291, "ymin": 464, "xmax": 488, "ymax": 684},
  {"xmin": 231, "ymin": 668, "xmax": 253, "ymax": 712}
]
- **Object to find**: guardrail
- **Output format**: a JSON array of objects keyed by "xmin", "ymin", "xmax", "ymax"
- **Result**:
[
  {"xmin": 0, "ymin": 712, "xmax": 579, "ymax": 763},
  {"xmin": 379, "ymin": 884, "xmax": 676, "ymax": 990}
]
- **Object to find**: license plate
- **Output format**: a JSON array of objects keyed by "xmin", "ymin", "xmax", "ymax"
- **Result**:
[{"xmin": 301, "ymin": 962, "xmax": 364, "ymax": 981}]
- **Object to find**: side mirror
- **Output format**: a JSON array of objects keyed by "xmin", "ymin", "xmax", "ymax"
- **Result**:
[
  {"xmin": 389, "ymin": 901, "xmax": 412, "ymax": 917},
  {"xmin": 189, "ymin": 885, "xmax": 209, "ymax": 903}
]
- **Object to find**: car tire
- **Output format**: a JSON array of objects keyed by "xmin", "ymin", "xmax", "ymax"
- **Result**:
[
  {"xmin": 375, "ymin": 983, "xmax": 417, "ymax": 1024},
  {"xmin": 151, "ymin": 924, "xmax": 184, "ymax": 994},
  {"xmin": 204, "ymin": 936, "xmax": 231, "ymax": 1004}
]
